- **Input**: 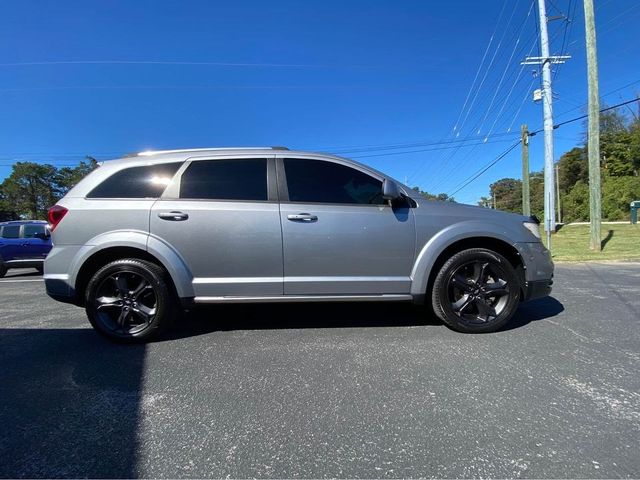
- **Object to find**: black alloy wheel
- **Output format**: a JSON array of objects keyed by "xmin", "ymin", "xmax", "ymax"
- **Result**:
[
  {"xmin": 85, "ymin": 259, "xmax": 175, "ymax": 342},
  {"xmin": 432, "ymin": 248, "xmax": 520, "ymax": 333}
]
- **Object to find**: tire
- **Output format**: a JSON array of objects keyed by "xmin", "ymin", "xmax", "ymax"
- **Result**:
[
  {"xmin": 85, "ymin": 258, "xmax": 176, "ymax": 343},
  {"xmin": 431, "ymin": 248, "xmax": 520, "ymax": 333},
  {"xmin": 0, "ymin": 264, "xmax": 6, "ymax": 278}
]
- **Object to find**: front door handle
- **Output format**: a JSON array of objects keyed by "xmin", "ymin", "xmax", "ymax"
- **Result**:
[
  {"xmin": 287, "ymin": 213, "xmax": 318, "ymax": 222},
  {"xmin": 158, "ymin": 211, "xmax": 189, "ymax": 221}
]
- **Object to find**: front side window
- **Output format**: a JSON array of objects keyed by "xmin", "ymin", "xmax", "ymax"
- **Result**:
[
  {"xmin": 23, "ymin": 224, "xmax": 46, "ymax": 238},
  {"xmin": 284, "ymin": 158, "xmax": 384, "ymax": 205},
  {"xmin": 180, "ymin": 159, "xmax": 268, "ymax": 201},
  {"xmin": 1, "ymin": 225, "xmax": 20, "ymax": 238},
  {"xmin": 87, "ymin": 162, "xmax": 182, "ymax": 199}
]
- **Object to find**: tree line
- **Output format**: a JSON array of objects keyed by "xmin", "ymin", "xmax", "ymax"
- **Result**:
[
  {"xmin": 0, "ymin": 158, "xmax": 98, "ymax": 221},
  {"xmin": 481, "ymin": 105, "xmax": 640, "ymax": 222}
]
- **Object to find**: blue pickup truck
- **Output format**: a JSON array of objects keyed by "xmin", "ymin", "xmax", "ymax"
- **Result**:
[{"xmin": 0, "ymin": 220, "xmax": 52, "ymax": 277}]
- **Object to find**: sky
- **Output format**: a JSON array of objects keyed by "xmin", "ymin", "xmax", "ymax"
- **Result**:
[{"xmin": 0, "ymin": 0, "xmax": 638, "ymax": 205}]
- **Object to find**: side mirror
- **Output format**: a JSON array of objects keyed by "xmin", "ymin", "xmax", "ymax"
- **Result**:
[{"xmin": 382, "ymin": 179, "xmax": 402, "ymax": 203}]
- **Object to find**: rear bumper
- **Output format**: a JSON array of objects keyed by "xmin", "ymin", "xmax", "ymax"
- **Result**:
[{"xmin": 44, "ymin": 276, "xmax": 79, "ymax": 305}]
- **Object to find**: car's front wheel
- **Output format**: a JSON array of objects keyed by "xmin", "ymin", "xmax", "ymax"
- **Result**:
[
  {"xmin": 85, "ymin": 258, "xmax": 175, "ymax": 343},
  {"xmin": 431, "ymin": 248, "xmax": 520, "ymax": 333}
]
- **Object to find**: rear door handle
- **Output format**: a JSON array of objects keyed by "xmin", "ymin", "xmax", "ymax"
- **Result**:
[
  {"xmin": 158, "ymin": 211, "xmax": 189, "ymax": 221},
  {"xmin": 287, "ymin": 213, "xmax": 318, "ymax": 222}
]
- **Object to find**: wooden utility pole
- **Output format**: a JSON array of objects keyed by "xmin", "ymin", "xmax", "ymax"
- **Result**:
[
  {"xmin": 584, "ymin": 0, "xmax": 601, "ymax": 251},
  {"xmin": 556, "ymin": 163, "xmax": 561, "ymax": 224},
  {"xmin": 521, "ymin": 124, "xmax": 531, "ymax": 216}
]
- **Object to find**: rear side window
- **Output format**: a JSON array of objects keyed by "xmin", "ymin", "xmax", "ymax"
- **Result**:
[
  {"xmin": 284, "ymin": 158, "xmax": 384, "ymax": 205},
  {"xmin": 87, "ymin": 163, "xmax": 182, "ymax": 199},
  {"xmin": 23, "ymin": 224, "xmax": 46, "ymax": 238},
  {"xmin": 180, "ymin": 159, "xmax": 268, "ymax": 201},
  {"xmin": 1, "ymin": 225, "xmax": 20, "ymax": 238}
]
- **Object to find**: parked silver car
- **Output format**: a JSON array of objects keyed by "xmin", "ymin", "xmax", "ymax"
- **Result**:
[{"xmin": 44, "ymin": 147, "xmax": 553, "ymax": 342}]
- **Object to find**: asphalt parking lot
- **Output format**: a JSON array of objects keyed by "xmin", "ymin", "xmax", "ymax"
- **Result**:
[{"xmin": 1, "ymin": 263, "xmax": 639, "ymax": 478}]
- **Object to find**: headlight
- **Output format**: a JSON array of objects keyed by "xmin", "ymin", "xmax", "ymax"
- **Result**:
[{"xmin": 523, "ymin": 221, "xmax": 541, "ymax": 239}]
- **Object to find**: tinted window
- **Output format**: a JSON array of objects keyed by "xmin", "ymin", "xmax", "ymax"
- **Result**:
[
  {"xmin": 87, "ymin": 163, "xmax": 181, "ymax": 198},
  {"xmin": 180, "ymin": 159, "xmax": 268, "ymax": 201},
  {"xmin": 284, "ymin": 158, "xmax": 384, "ymax": 204},
  {"xmin": 23, "ymin": 224, "xmax": 46, "ymax": 238},
  {"xmin": 1, "ymin": 225, "xmax": 20, "ymax": 238}
]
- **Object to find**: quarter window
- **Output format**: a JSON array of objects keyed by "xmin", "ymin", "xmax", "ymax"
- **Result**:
[
  {"xmin": 23, "ymin": 224, "xmax": 46, "ymax": 238},
  {"xmin": 284, "ymin": 158, "xmax": 384, "ymax": 205},
  {"xmin": 180, "ymin": 159, "xmax": 268, "ymax": 201},
  {"xmin": 87, "ymin": 163, "xmax": 182, "ymax": 199},
  {"xmin": 1, "ymin": 225, "xmax": 20, "ymax": 238}
]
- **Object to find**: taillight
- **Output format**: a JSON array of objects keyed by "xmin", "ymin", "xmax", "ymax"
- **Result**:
[{"xmin": 48, "ymin": 205, "xmax": 68, "ymax": 231}]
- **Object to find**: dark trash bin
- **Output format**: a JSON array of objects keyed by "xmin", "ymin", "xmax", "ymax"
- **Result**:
[{"xmin": 631, "ymin": 200, "xmax": 640, "ymax": 225}]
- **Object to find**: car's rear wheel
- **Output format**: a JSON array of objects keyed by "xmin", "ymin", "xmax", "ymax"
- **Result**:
[
  {"xmin": 431, "ymin": 248, "xmax": 520, "ymax": 333},
  {"xmin": 85, "ymin": 258, "xmax": 175, "ymax": 343}
]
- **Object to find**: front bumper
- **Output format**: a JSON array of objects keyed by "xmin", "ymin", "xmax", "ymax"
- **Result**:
[
  {"xmin": 514, "ymin": 241, "xmax": 554, "ymax": 301},
  {"xmin": 523, "ymin": 278, "xmax": 553, "ymax": 301}
]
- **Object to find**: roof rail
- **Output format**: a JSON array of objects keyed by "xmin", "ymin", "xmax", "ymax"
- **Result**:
[{"xmin": 134, "ymin": 146, "xmax": 289, "ymax": 157}]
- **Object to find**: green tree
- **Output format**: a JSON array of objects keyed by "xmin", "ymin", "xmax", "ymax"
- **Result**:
[
  {"xmin": 602, "ymin": 174, "xmax": 640, "ymax": 220},
  {"xmin": 56, "ymin": 157, "xmax": 99, "ymax": 194},
  {"xmin": 529, "ymin": 174, "xmax": 545, "ymax": 220},
  {"xmin": 557, "ymin": 147, "xmax": 588, "ymax": 193},
  {"xmin": 601, "ymin": 130, "xmax": 635, "ymax": 176},
  {"xmin": 0, "ymin": 162, "xmax": 61, "ymax": 219},
  {"xmin": 411, "ymin": 187, "xmax": 455, "ymax": 202},
  {"xmin": 0, "ymin": 159, "xmax": 98, "ymax": 219},
  {"xmin": 490, "ymin": 178, "xmax": 522, "ymax": 213},
  {"xmin": 0, "ymin": 189, "xmax": 19, "ymax": 221},
  {"xmin": 562, "ymin": 181, "xmax": 590, "ymax": 222}
]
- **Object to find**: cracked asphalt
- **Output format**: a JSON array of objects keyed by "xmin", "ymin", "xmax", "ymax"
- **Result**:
[{"xmin": 0, "ymin": 263, "xmax": 639, "ymax": 478}]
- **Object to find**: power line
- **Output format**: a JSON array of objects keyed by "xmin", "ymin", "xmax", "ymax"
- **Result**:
[
  {"xmin": 507, "ymin": 77, "xmax": 537, "ymax": 132},
  {"xmin": 448, "ymin": 141, "xmax": 521, "ymax": 197},
  {"xmin": 484, "ymin": 30, "xmax": 540, "ymax": 139},
  {"xmin": 349, "ymin": 138, "xmax": 516, "ymax": 160},
  {"xmin": 326, "ymin": 131, "xmax": 519, "ymax": 155},
  {"xmin": 419, "ymin": 6, "xmax": 539, "ymax": 185},
  {"xmin": 475, "ymin": 0, "xmax": 536, "ymax": 136},
  {"xmin": 451, "ymin": 0, "xmax": 509, "ymax": 135},
  {"xmin": 447, "ymin": 97, "xmax": 640, "ymax": 198},
  {"xmin": 553, "ymin": 78, "xmax": 640, "ymax": 119},
  {"xmin": 454, "ymin": 0, "xmax": 520, "ymax": 137},
  {"xmin": 530, "ymin": 97, "xmax": 639, "ymax": 135}
]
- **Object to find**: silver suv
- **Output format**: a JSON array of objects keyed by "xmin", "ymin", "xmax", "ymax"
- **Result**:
[{"xmin": 44, "ymin": 147, "xmax": 553, "ymax": 342}]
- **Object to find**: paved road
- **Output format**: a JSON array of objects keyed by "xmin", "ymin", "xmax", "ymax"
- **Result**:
[{"xmin": 1, "ymin": 264, "xmax": 639, "ymax": 478}]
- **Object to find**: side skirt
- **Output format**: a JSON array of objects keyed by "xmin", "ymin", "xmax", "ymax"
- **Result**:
[{"xmin": 193, "ymin": 294, "xmax": 414, "ymax": 304}]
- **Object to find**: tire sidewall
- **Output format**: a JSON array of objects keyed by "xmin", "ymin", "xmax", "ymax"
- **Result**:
[
  {"xmin": 85, "ymin": 259, "xmax": 171, "ymax": 343},
  {"xmin": 432, "ymin": 249, "xmax": 520, "ymax": 333}
]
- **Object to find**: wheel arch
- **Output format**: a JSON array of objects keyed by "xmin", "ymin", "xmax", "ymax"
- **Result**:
[
  {"xmin": 71, "ymin": 231, "xmax": 194, "ymax": 306},
  {"xmin": 411, "ymin": 228, "xmax": 526, "ymax": 301}
]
